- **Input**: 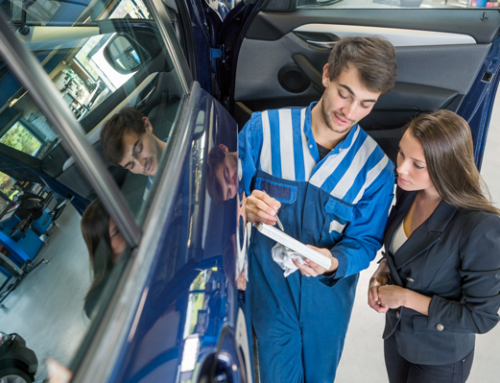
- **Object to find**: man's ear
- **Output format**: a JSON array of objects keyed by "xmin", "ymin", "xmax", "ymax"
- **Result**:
[
  {"xmin": 142, "ymin": 117, "xmax": 153, "ymax": 133},
  {"xmin": 322, "ymin": 64, "xmax": 330, "ymax": 88},
  {"xmin": 219, "ymin": 143, "xmax": 229, "ymax": 153}
]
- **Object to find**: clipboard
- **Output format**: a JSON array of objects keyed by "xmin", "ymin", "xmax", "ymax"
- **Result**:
[{"xmin": 254, "ymin": 223, "xmax": 332, "ymax": 270}]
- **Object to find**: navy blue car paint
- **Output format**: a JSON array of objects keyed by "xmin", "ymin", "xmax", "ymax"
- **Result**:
[
  {"xmin": 457, "ymin": 35, "xmax": 500, "ymax": 170},
  {"xmin": 184, "ymin": 0, "xmax": 213, "ymax": 92},
  {"xmin": 109, "ymin": 89, "xmax": 252, "ymax": 383}
]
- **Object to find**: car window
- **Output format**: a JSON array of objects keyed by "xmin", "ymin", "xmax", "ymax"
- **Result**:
[
  {"xmin": 0, "ymin": 0, "xmax": 190, "ymax": 380},
  {"xmin": 297, "ymin": 0, "xmax": 497, "ymax": 9},
  {"xmin": 1, "ymin": 0, "xmax": 187, "ymax": 217}
]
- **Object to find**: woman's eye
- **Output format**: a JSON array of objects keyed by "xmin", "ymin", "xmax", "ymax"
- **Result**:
[{"xmin": 414, "ymin": 163, "xmax": 424, "ymax": 169}]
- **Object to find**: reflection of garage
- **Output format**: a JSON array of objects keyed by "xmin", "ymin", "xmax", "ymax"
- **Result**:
[{"xmin": 0, "ymin": 186, "xmax": 91, "ymax": 382}]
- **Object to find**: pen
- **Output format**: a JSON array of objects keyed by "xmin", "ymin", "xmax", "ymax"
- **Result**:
[{"xmin": 262, "ymin": 190, "xmax": 284, "ymax": 232}]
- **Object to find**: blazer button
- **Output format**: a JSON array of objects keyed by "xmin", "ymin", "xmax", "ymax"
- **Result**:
[
  {"xmin": 396, "ymin": 311, "xmax": 400, "ymax": 319},
  {"xmin": 435, "ymin": 323, "xmax": 444, "ymax": 331},
  {"xmin": 406, "ymin": 277, "xmax": 415, "ymax": 283}
]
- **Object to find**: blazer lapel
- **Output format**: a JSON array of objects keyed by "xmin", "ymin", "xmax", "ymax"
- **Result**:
[
  {"xmin": 393, "ymin": 199, "xmax": 458, "ymax": 270},
  {"xmin": 383, "ymin": 190, "xmax": 416, "ymax": 248}
]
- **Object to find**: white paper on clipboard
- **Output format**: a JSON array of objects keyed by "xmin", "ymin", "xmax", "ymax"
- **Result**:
[{"xmin": 254, "ymin": 223, "xmax": 332, "ymax": 270}]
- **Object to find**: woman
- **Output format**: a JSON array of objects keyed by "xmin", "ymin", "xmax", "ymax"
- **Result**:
[
  {"xmin": 368, "ymin": 109, "xmax": 500, "ymax": 383},
  {"xmin": 81, "ymin": 199, "xmax": 126, "ymax": 318}
]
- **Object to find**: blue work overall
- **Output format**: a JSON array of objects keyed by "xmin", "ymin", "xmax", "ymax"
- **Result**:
[{"xmin": 239, "ymin": 103, "xmax": 395, "ymax": 383}]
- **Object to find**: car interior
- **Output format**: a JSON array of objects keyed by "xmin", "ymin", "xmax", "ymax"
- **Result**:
[{"xmin": 231, "ymin": 4, "xmax": 500, "ymax": 165}]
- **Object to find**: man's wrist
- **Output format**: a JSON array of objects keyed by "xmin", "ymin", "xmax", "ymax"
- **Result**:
[{"xmin": 323, "ymin": 256, "xmax": 339, "ymax": 276}]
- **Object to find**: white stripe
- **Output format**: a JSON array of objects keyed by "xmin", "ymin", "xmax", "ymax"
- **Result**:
[
  {"xmin": 279, "ymin": 109, "xmax": 295, "ymax": 180},
  {"xmin": 300, "ymin": 108, "xmax": 316, "ymax": 181},
  {"xmin": 260, "ymin": 111, "xmax": 272, "ymax": 174},
  {"xmin": 353, "ymin": 155, "xmax": 390, "ymax": 204},
  {"xmin": 329, "ymin": 220, "xmax": 346, "ymax": 234},
  {"xmin": 331, "ymin": 135, "xmax": 377, "ymax": 199},
  {"xmin": 310, "ymin": 126, "xmax": 360, "ymax": 188}
]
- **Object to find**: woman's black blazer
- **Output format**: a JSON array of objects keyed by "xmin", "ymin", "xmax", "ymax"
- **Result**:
[{"xmin": 382, "ymin": 188, "xmax": 500, "ymax": 365}]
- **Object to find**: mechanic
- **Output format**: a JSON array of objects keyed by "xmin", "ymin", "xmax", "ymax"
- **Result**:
[
  {"xmin": 100, "ymin": 107, "xmax": 167, "ymax": 201},
  {"xmin": 206, "ymin": 143, "xmax": 238, "ymax": 204},
  {"xmin": 239, "ymin": 36, "xmax": 397, "ymax": 382}
]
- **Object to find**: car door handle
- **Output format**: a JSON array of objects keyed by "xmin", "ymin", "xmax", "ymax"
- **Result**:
[
  {"xmin": 307, "ymin": 40, "xmax": 337, "ymax": 49},
  {"xmin": 292, "ymin": 54, "xmax": 325, "ymax": 93}
]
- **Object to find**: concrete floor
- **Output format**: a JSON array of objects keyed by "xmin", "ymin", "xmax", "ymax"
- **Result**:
[
  {"xmin": 0, "ymin": 204, "xmax": 91, "ymax": 382},
  {"xmin": 336, "ymin": 95, "xmax": 500, "ymax": 382}
]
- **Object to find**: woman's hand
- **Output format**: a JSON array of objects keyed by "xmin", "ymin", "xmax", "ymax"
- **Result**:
[
  {"xmin": 377, "ymin": 285, "xmax": 407, "ymax": 310},
  {"xmin": 368, "ymin": 259, "xmax": 390, "ymax": 313},
  {"xmin": 293, "ymin": 245, "xmax": 339, "ymax": 277}
]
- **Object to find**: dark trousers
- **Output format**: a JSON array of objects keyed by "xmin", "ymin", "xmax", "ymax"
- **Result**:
[{"xmin": 384, "ymin": 335, "xmax": 474, "ymax": 383}]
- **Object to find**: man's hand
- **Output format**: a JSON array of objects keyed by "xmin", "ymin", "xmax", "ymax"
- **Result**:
[
  {"xmin": 292, "ymin": 245, "xmax": 339, "ymax": 277},
  {"xmin": 368, "ymin": 259, "xmax": 390, "ymax": 313},
  {"xmin": 246, "ymin": 190, "xmax": 281, "ymax": 225}
]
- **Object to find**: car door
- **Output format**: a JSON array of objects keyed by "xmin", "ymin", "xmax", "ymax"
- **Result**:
[
  {"xmin": 0, "ymin": 1, "xmax": 252, "ymax": 382},
  {"xmin": 229, "ymin": 0, "xmax": 500, "ymax": 169}
]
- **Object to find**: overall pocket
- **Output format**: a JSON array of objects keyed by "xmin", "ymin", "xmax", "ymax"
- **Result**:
[
  {"xmin": 320, "ymin": 197, "xmax": 353, "ymax": 247},
  {"xmin": 255, "ymin": 177, "xmax": 297, "ymax": 204}
]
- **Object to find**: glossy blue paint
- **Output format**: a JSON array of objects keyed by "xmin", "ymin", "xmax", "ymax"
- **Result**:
[
  {"xmin": 185, "ymin": 0, "xmax": 213, "ymax": 92},
  {"xmin": 457, "ymin": 35, "xmax": 500, "ymax": 170},
  {"xmin": 110, "ymin": 89, "xmax": 251, "ymax": 383}
]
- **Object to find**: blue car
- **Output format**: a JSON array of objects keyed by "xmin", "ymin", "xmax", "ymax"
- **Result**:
[{"xmin": 0, "ymin": 0, "xmax": 498, "ymax": 382}]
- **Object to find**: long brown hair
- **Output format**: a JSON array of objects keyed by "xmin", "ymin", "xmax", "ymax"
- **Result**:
[
  {"xmin": 81, "ymin": 199, "xmax": 114, "ymax": 299},
  {"xmin": 407, "ymin": 109, "xmax": 499, "ymax": 215}
]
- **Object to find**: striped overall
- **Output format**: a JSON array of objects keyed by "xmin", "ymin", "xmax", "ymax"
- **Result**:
[{"xmin": 239, "ymin": 102, "xmax": 395, "ymax": 383}]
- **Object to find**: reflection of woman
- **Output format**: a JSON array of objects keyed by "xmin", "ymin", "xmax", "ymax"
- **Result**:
[
  {"xmin": 368, "ymin": 110, "xmax": 500, "ymax": 383},
  {"xmin": 81, "ymin": 199, "xmax": 126, "ymax": 317}
]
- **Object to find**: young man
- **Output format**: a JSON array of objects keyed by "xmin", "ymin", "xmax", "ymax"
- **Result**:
[
  {"xmin": 100, "ymin": 107, "xmax": 167, "ymax": 201},
  {"xmin": 206, "ymin": 144, "xmax": 238, "ymax": 204},
  {"xmin": 239, "ymin": 37, "xmax": 397, "ymax": 382}
]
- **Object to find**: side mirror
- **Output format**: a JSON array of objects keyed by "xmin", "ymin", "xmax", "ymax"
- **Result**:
[{"xmin": 103, "ymin": 35, "xmax": 150, "ymax": 75}]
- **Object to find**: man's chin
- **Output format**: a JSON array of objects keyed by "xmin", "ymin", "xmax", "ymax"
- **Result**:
[{"xmin": 327, "ymin": 120, "xmax": 355, "ymax": 134}]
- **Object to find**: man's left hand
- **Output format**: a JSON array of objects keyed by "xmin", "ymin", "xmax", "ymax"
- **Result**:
[{"xmin": 292, "ymin": 245, "xmax": 339, "ymax": 277}]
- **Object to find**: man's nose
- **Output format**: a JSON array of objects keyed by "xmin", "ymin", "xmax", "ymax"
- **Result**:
[{"xmin": 342, "ymin": 102, "xmax": 356, "ymax": 119}]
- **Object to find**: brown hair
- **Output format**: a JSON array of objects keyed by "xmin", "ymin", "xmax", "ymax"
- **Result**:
[
  {"xmin": 81, "ymin": 199, "xmax": 114, "ymax": 299},
  {"xmin": 407, "ymin": 109, "xmax": 499, "ymax": 215},
  {"xmin": 100, "ymin": 107, "xmax": 146, "ymax": 166},
  {"xmin": 328, "ymin": 36, "xmax": 397, "ymax": 95},
  {"xmin": 206, "ymin": 145, "xmax": 226, "ymax": 205}
]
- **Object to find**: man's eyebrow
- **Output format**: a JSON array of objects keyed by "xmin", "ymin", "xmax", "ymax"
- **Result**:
[{"xmin": 339, "ymin": 84, "xmax": 377, "ymax": 103}]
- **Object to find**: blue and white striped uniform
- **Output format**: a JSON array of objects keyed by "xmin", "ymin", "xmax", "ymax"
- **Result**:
[{"xmin": 239, "ymin": 102, "xmax": 394, "ymax": 383}]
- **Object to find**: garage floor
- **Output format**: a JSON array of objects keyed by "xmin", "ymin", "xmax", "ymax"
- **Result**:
[
  {"xmin": 0, "ymin": 204, "xmax": 91, "ymax": 382},
  {"xmin": 336, "ymin": 95, "xmax": 500, "ymax": 382}
]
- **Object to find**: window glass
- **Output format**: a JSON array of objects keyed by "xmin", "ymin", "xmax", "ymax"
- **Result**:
[
  {"xmin": 2, "ymin": 0, "xmax": 186, "ymax": 215},
  {"xmin": 297, "ymin": 0, "xmax": 498, "ymax": 9},
  {"xmin": 0, "ymin": 0, "xmax": 188, "ymax": 380}
]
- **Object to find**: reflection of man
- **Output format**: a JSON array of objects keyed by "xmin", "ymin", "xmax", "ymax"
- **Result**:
[
  {"xmin": 206, "ymin": 144, "xmax": 238, "ymax": 204},
  {"xmin": 100, "ymin": 107, "xmax": 167, "ymax": 201},
  {"xmin": 207, "ymin": 144, "xmax": 248, "ymax": 290},
  {"xmin": 239, "ymin": 37, "xmax": 397, "ymax": 382}
]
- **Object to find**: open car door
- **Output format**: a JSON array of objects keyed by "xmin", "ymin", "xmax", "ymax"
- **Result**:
[{"xmin": 230, "ymin": 1, "xmax": 500, "ymax": 169}]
